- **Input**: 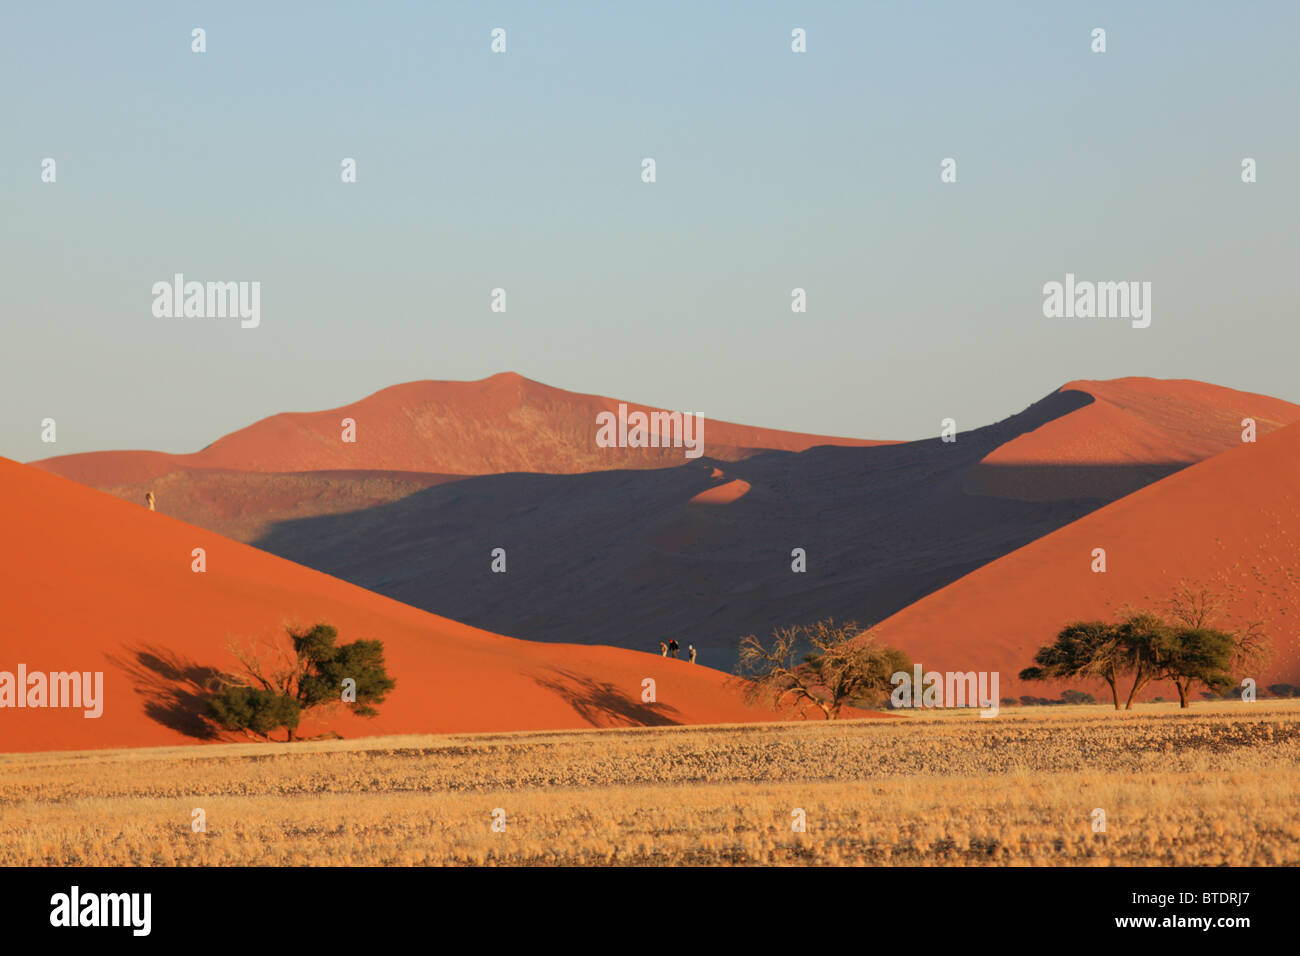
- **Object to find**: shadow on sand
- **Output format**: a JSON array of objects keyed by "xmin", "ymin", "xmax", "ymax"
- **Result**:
[
  {"xmin": 533, "ymin": 668, "xmax": 683, "ymax": 727},
  {"xmin": 107, "ymin": 645, "xmax": 227, "ymax": 740}
]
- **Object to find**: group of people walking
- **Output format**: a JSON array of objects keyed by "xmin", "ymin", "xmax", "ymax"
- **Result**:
[{"xmin": 658, "ymin": 639, "xmax": 696, "ymax": 663}]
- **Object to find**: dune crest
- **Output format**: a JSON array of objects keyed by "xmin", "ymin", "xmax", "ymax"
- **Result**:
[
  {"xmin": 32, "ymin": 372, "xmax": 885, "ymax": 484},
  {"xmin": 967, "ymin": 378, "xmax": 1300, "ymax": 500}
]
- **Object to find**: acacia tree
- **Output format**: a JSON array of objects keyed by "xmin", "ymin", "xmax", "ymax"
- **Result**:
[
  {"xmin": 737, "ymin": 618, "xmax": 910, "ymax": 720},
  {"xmin": 1020, "ymin": 620, "xmax": 1124, "ymax": 709},
  {"xmin": 1022, "ymin": 583, "xmax": 1277, "ymax": 711},
  {"xmin": 1154, "ymin": 627, "xmax": 1237, "ymax": 708},
  {"xmin": 207, "ymin": 623, "xmax": 395, "ymax": 741},
  {"xmin": 1114, "ymin": 612, "xmax": 1174, "ymax": 710}
]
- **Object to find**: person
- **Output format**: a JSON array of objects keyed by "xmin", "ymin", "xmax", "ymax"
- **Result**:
[
  {"xmin": 668, "ymin": 638, "xmax": 679, "ymax": 659},
  {"xmin": 688, "ymin": 644, "xmax": 697, "ymax": 664},
  {"xmin": 145, "ymin": 491, "xmax": 155, "ymax": 512},
  {"xmin": 659, "ymin": 641, "xmax": 668, "ymax": 657}
]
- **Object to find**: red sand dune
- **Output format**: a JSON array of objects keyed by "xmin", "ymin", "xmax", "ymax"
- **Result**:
[
  {"xmin": 0, "ymin": 458, "xmax": 836, "ymax": 755},
  {"xmin": 967, "ymin": 378, "xmax": 1300, "ymax": 500},
  {"xmin": 32, "ymin": 372, "xmax": 885, "ymax": 485},
  {"xmin": 873, "ymin": 422, "xmax": 1300, "ymax": 698},
  {"xmin": 34, "ymin": 378, "xmax": 1298, "ymax": 567},
  {"xmin": 232, "ymin": 377, "xmax": 1300, "ymax": 670},
  {"xmin": 19, "ymin": 375, "xmax": 1300, "ymax": 680}
]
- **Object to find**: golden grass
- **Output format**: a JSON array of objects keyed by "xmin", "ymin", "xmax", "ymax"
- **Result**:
[{"xmin": 1, "ymin": 700, "xmax": 1296, "ymax": 866}]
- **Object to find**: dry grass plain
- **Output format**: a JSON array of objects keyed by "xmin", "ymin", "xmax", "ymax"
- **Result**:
[{"xmin": 1, "ymin": 700, "xmax": 1296, "ymax": 866}]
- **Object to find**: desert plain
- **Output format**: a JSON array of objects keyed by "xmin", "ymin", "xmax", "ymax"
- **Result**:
[{"xmin": 2, "ymin": 701, "xmax": 1295, "ymax": 867}]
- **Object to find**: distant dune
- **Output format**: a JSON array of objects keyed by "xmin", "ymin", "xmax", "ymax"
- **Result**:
[
  {"xmin": 873, "ymin": 421, "xmax": 1300, "ymax": 696},
  {"xmin": 232, "ymin": 377, "xmax": 1299, "ymax": 668},
  {"xmin": 33, "ymin": 376, "xmax": 1298, "ymax": 550},
  {"xmin": 32, "ymin": 372, "xmax": 885, "ymax": 483},
  {"xmin": 0, "ymin": 458, "xmax": 797, "ymax": 754}
]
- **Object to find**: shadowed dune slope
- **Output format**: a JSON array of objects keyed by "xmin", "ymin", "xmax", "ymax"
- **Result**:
[
  {"xmin": 30, "ymin": 378, "xmax": 1299, "ymax": 555},
  {"xmin": 246, "ymin": 379, "xmax": 1300, "ymax": 669},
  {"xmin": 873, "ymin": 422, "xmax": 1300, "ymax": 696},
  {"xmin": 0, "ymin": 458, "xmax": 795, "ymax": 754}
]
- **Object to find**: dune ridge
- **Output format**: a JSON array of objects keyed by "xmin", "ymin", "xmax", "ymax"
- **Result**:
[
  {"xmin": 967, "ymin": 378, "xmax": 1300, "ymax": 500},
  {"xmin": 32, "ymin": 372, "xmax": 886, "ymax": 484}
]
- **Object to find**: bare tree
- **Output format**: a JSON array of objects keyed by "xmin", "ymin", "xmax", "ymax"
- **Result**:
[
  {"xmin": 223, "ymin": 631, "xmax": 308, "ymax": 698},
  {"xmin": 1166, "ymin": 578, "xmax": 1273, "ymax": 675},
  {"xmin": 737, "ymin": 619, "xmax": 910, "ymax": 720},
  {"xmin": 1166, "ymin": 580, "xmax": 1223, "ymax": 630}
]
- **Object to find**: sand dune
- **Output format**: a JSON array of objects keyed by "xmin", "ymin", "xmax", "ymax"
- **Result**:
[
  {"xmin": 32, "ymin": 372, "xmax": 884, "ymax": 484},
  {"xmin": 873, "ymin": 422, "xmax": 1300, "ymax": 695},
  {"xmin": 34, "ymin": 376, "xmax": 1297, "ymax": 559},
  {"xmin": 18, "ymin": 377, "xmax": 1299, "ymax": 677},
  {"xmin": 966, "ymin": 378, "xmax": 1300, "ymax": 500},
  {"xmin": 236, "ymin": 378, "xmax": 1298, "ymax": 669},
  {"xmin": 0, "ymin": 458, "xmax": 788, "ymax": 754}
]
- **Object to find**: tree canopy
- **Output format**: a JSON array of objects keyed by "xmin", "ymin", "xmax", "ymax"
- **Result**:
[{"xmin": 207, "ymin": 623, "xmax": 395, "ymax": 741}]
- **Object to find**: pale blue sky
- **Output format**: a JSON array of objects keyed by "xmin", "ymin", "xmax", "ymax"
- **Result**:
[{"xmin": 3, "ymin": 1, "xmax": 1298, "ymax": 461}]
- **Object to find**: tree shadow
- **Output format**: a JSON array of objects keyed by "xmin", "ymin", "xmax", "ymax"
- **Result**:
[
  {"xmin": 532, "ymin": 668, "xmax": 683, "ymax": 727},
  {"xmin": 106, "ymin": 645, "xmax": 228, "ymax": 740}
]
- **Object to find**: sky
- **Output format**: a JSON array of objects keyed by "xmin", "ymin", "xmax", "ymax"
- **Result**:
[{"xmin": 3, "ymin": 1, "xmax": 1298, "ymax": 461}]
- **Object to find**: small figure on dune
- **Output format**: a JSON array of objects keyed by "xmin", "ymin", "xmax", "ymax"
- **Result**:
[
  {"xmin": 145, "ymin": 491, "xmax": 156, "ymax": 512},
  {"xmin": 659, "ymin": 641, "xmax": 668, "ymax": 657},
  {"xmin": 668, "ymin": 638, "xmax": 679, "ymax": 659},
  {"xmin": 688, "ymin": 644, "xmax": 697, "ymax": 664}
]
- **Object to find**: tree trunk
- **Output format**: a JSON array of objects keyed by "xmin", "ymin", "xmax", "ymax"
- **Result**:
[
  {"xmin": 1105, "ymin": 677, "xmax": 1120, "ymax": 710},
  {"xmin": 1176, "ymin": 682, "xmax": 1189, "ymax": 708},
  {"xmin": 1125, "ymin": 658, "xmax": 1147, "ymax": 710}
]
